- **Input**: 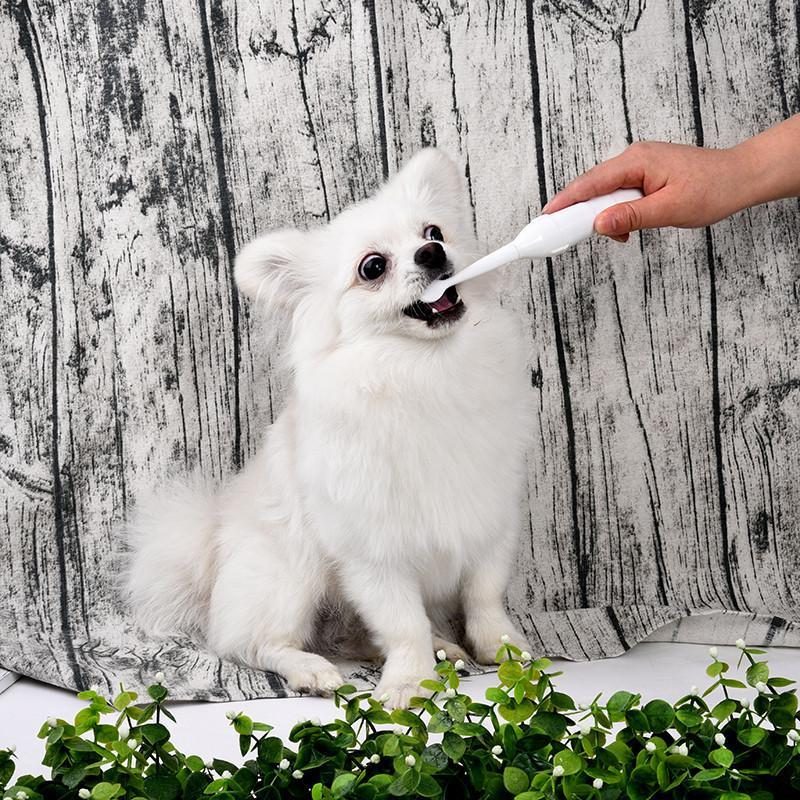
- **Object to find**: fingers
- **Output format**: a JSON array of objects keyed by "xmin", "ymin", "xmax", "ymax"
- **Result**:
[
  {"xmin": 543, "ymin": 150, "xmax": 645, "ymax": 214},
  {"xmin": 593, "ymin": 190, "xmax": 674, "ymax": 236}
]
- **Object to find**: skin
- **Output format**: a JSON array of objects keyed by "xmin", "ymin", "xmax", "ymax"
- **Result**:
[{"xmin": 543, "ymin": 114, "xmax": 800, "ymax": 242}]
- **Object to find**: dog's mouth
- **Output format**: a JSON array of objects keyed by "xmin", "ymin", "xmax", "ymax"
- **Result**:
[{"xmin": 402, "ymin": 286, "xmax": 466, "ymax": 327}]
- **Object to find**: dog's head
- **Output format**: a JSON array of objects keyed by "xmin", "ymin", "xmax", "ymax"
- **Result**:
[{"xmin": 235, "ymin": 149, "xmax": 478, "ymax": 344}]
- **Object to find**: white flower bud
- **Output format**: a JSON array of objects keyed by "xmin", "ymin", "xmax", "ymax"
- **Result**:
[
  {"xmin": 436, "ymin": 649, "xmax": 446, "ymax": 661},
  {"xmin": 500, "ymin": 634, "xmax": 510, "ymax": 644},
  {"xmin": 735, "ymin": 639, "xmax": 746, "ymax": 650},
  {"xmin": 521, "ymin": 651, "xmax": 531, "ymax": 662},
  {"xmin": 756, "ymin": 682, "xmax": 768, "ymax": 693},
  {"xmin": 155, "ymin": 671, "xmax": 165, "ymax": 683},
  {"xmin": 126, "ymin": 738, "xmax": 137, "ymax": 749},
  {"xmin": 6, "ymin": 746, "xmax": 14, "ymax": 754},
  {"xmin": 309, "ymin": 718, "xmax": 321, "ymax": 726},
  {"xmin": 445, "ymin": 687, "xmax": 456, "ymax": 698},
  {"xmin": 578, "ymin": 702, "xmax": 589, "ymax": 711},
  {"xmin": 118, "ymin": 721, "xmax": 130, "ymax": 740},
  {"xmin": 47, "ymin": 717, "xmax": 58, "ymax": 727},
  {"xmin": 78, "ymin": 792, "xmax": 90, "ymax": 800},
  {"xmin": 221, "ymin": 771, "xmax": 231, "ymax": 779},
  {"xmin": 552, "ymin": 765, "xmax": 564, "ymax": 778},
  {"xmin": 291, "ymin": 770, "xmax": 303, "ymax": 779},
  {"xmin": 740, "ymin": 698, "xmax": 751, "ymax": 710},
  {"xmin": 379, "ymin": 693, "xmax": 389, "ymax": 703},
  {"xmin": 708, "ymin": 647, "xmax": 718, "ymax": 658},
  {"xmin": 714, "ymin": 733, "xmax": 725, "ymax": 746},
  {"xmin": 16, "ymin": 793, "xmax": 27, "ymax": 800},
  {"xmin": 579, "ymin": 721, "xmax": 592, "ymax": 736},
  {"xmin": 645, "ymin": 741, "xmax": 656, "ymax": 752},
  {"xmin": 592, "ymin": 778, "xmax": 603, "ymax": 789},
  {"xmin": 404, "ymin": 755, "xmax": 416, "ymax": 767},
  {"xmin": 204, "ymin": 759, "xmax": 214, "ymax": 769},
  {"xmin": 370, "ymin": 754, "xmax": 380, "ymax": 763},
  {"xmin": 454, "ymin": 659, "xmax": 465, "ymax": 670},
  {"xmin": 690, "ymin": 686, "xmax": 700, "ymax": 697},
  {"xmin": 225, "ymin": 710, "xmax": 238, "ymax": 720},
  {"xmin": 788, "ymin": 729, "xmax": 799, "ymax": 742},
  {"xmin": 278, "ymin": 759, "xmax": 290, "ymax": 770},
  {"xmin": 393, "ymin": 725, "xmax": 404, "ymax": 735},
  {"xmin": 89, "ymin": 684, "xmax": 100, "ymax": 694},
  {"xmin": 491, "ymin": 745, "xmax": 502, "ymax": 756},
  {"xmin": 679, "ymin": 743, "xmax": 689, "ymax": 756}
]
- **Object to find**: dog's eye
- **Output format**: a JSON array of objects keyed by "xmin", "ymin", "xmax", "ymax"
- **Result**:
[
  {"xmin": 424, "ymin": 225, "xmax": 444, "ymax": 242},
  {"xmin": 358, "ymin": 253, "xmax": 387, "ymax": 281}
]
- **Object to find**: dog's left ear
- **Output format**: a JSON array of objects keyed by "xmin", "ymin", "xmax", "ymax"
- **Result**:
[
  {"xmin": 234, "ymin": 228, "xmax": 317, "ymax": 310},
  {"xmin": 386, "ymin": 148, "xmax": 471, "ymax": 231}
]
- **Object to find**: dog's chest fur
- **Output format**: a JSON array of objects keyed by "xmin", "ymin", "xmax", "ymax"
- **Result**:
[{"xmin": 291, "ymin": 305, "xmax": 530, "ymax": 585}]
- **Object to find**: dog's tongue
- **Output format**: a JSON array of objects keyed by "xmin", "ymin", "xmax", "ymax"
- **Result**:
[{"xmin": 430, "ymin": 294, "xmax": 454, "ymax": 313}]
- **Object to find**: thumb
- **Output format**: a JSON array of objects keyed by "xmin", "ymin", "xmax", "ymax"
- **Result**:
[{"xmin": 594, "ymin": 192, "xmax": 669, "ymax": 236}]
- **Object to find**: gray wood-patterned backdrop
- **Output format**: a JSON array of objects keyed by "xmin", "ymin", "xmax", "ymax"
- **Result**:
[{"xmin": 1, "ymin": 0, "xmax": 799, "ymax": 699}]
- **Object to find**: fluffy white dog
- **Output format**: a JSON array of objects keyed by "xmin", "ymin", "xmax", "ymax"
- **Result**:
[{"xmin": 125, "ymin": 149, "xmax": 532, "ymax": 708}]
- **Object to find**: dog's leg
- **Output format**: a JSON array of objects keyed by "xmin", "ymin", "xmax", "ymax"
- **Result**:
[
  {"xmin": 340, "ymin": 563, "xmax": 433, "ymax": 709},
  {"xmin": 207, "ymin": 533, "xmax": 343, "ymax": 696},
  {"xmin": 462, "ymin": 553, "xmax": 530, "ymax": 664}
]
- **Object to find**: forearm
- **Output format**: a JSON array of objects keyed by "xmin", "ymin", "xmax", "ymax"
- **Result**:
[{"xmin": 729, "ymin": 114, "xmax": 800, "ymax": 211}]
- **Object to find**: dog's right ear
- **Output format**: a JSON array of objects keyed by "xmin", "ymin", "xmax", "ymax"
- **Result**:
[{"xmin": 234, "ymin": 229, "xmax": 315, "ymax": 309}]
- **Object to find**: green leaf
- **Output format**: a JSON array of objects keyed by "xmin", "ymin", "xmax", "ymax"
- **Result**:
[
  {"xmin": 485, "ymin": 687, "xmax": 510, "ymax": 704},
  {"xmin": 607, "ymin": 691, "xmax": 638, "ymax": 721},
  {"xmin": 444, "ymin": 697, "xmax": 468, "ymax": 723},
  {"xmin": 528, "ymin": 711, "xmax": 567, "ymax": 738},
  {"xmin": 737, "ymin": 727, "xmax": 767, "ymax": 747},
  {"xmin": 503, "ymin": 766, "xmax": 529, "ymax": 795},
  {"xmin": 711, "ymin": 699, "xmax": 737, "ymax": 721},
  {"xmin": 420, "ymin": 680, "xmax": 445, "ymax": 693},
  {"xmin": 415, "ymin": 775, "xmax": 441, "ymax": 798},
  {"xmin": 138, "ymin": 723, "xmax": 170, "ymax": 744},
  {"xmin": 746, "ymin": 662, "xmax": 769, "ymax": 687},
  {"xmin": 331, "ymin": 773, "xmax": 357, "ymax": 798},
  {"xmin": 498, "ymin": 661, "xmax": 524, "ymax": 685},
  {"xmin": 709, "ymin": 747, "xmax": 734, "ymax": 768},
  {"xmin": 390, "ymin": 709, "xmax": 419, "ymax": 729},
  {"xmin": 421, "ymin": 744, "xmax": 448, "ymax": 772},
  {"xmin": 427, "ymin": 711, "xmax": 452, "ymax": 733},
  {"xmin": 148, "ymin": 685, "xmax": 168, "ymax": 702},
  {"xmin": 675, "ymin": 709, "xmax": 703, "ymax": 728},
  {"xmin": 553, "ymin": 749, "xmax": 583, "ymax": 776},
  {"xmin": 498, "ymin": 699, "xmax": 534, "ymax": 724},
  {"xmin": 388, "ymin": 768, "xmax": 420, "ymax": 797},
  {"xmin": 692, "ymin": 767, "xmax": 725, "ymax": 781},
  {"xmin": 643, "ymin": 700, "xmax": 674, "ymax": 732},
  {"xmin": 143, "ymin": 775, "xmax": 181, "ymax": 800},
  {"xmin": 92, "ymin": 783, "xmax": 122, "ymax": 800},
  {"xmin": 257, "ymin": 736, "xmax": 283, "ymax": 764},
  {"xmin": 441, "ymin": 732, "xmax": 465, "ymax": 762},
  {"xmin": 232, "ymin": 715, "xmax": 253, "ymax": 736}
]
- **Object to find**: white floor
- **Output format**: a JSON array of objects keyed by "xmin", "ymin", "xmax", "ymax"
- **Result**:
[{"xmin": 2, "ymin": 642, "xmax": 798, "ymax": 776}]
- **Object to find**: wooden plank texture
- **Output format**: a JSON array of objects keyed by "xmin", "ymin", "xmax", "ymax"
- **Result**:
[{"xmin": 0, "ymin": 0, "xmax": 798, "ymax": 699}]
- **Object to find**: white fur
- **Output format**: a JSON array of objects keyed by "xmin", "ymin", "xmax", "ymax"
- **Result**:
[{"xmin": 124, "ymin": 149, "xmax": 532, "ymax": 707}]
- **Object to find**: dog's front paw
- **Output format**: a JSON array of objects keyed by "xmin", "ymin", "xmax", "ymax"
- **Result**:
[
  {"xmin": 284, "ymin": 654, "xmax": 344, "ymax": 697},
  {"xmin": 470, "ymin": 627, "xmax": 531, "ymax": 665},
  {"xmin": 374, "ymin": 676, "xmax": 432, "ymax": 710}
]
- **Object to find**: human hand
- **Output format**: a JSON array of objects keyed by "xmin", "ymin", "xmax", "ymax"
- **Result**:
[{"xmin": 542, "ymin": 141, "xmax": 749, "ymax": 242}]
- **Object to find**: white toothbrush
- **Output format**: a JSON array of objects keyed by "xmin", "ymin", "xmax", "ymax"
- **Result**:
[{"xmin": 421, "ymin": 188, "xmax": 644, "ymax": 303}]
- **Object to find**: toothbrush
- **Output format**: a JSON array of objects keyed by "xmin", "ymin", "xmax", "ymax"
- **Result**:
[{"xmin": 421, "ymin": 188, "xmax": 644, "ymax": 303}]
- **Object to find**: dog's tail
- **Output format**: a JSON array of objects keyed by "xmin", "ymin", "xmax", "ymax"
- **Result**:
[{"xmin": 121, "ymin": 475, "xmax": 218, "ymax": 638}]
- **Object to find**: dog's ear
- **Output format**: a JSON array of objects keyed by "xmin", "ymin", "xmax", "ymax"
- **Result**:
[
  {"xmin": 386, "ymin": 148, "xmax": 471, "ymax": 230},
  {"xmin": 235, "ymin": 228, "xmax": 316, "ymax": 309}
]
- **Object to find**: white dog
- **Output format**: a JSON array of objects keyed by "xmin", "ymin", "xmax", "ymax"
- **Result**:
[{"xmin": 125, "ymin": 149, "xmax": 532, "ymax": 708}]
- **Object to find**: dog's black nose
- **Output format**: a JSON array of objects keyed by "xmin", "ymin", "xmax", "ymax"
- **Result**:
[{"xmin": 414, "ymin": 241, "xmax": 447, "ymax": 271}]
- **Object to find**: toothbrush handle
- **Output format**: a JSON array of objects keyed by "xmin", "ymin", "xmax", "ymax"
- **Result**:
[{"xmin": 535, "ymin": 188, "xmax": 644, "ymax": 253}]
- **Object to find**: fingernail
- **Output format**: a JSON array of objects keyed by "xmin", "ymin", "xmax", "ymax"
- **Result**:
[
  {"xmin": 542, "ymin": 202, "xmax": 551, "ymax": 213},
  {"xmin": 595, "ymin": 211, "xmax": 617, "ymax": 235}
]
